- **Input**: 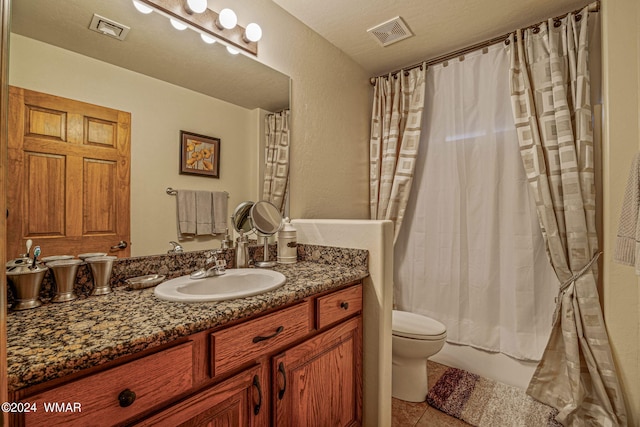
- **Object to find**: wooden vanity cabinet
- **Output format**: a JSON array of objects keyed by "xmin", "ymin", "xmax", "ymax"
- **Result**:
[
  {"xmin": 10, "ymin": 281, "xmax": 363, "ymax": 427},
  {"xmin": 273, "ymin": 316, "xmax": 362, "ymax": 427}
]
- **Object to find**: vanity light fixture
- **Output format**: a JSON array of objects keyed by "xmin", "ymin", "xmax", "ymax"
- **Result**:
[
  {"xmin": 216, "ymin": 8, "xmax": 237, "ymax": 30},
  {"xmin": 244, "ymin": 23, "xmax": 262, "ymax": 43},
  {"xmin": 184, "ymin": 0, "xmax": 207, "ymax": 14},
  {"xmin": 132, "ymin": 0, "xmax": 153, "ymax": 14},
  {"xmin": 131, "ymin": 0, "xmax": 260, "ymax": 56},
  {"xmin": 200, "ymin": 33, "xmax": 216, "ymax": 44},
  {"xmin": 170, "ymin": 18, "xmax": 188, "ymax": 30}
]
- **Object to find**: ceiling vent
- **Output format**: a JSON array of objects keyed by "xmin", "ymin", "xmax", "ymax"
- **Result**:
[
  {"xmin": 367, "ymin": 16, "xmax": 413, "ymax": 47},
  {"xmin": 89, "ymin": 14, "xmax": 130, "ymax": 41}
]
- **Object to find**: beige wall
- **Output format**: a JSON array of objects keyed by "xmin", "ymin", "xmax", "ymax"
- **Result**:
[
  {"xmin": 602, "ymin": 0, "xmax": 640, "ymax": 424},
  {"xmin": 9, "ymin": 34, "xmax": 261, "ymax": 257},
  {"xmin": 219, "ymin": 0, "xmax": 372, "ymax": 220}
]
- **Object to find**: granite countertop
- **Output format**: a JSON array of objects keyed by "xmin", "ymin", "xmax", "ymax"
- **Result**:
[{"xmin": 7, "ymin": 255, "xmax": 368, "ymax": 392}]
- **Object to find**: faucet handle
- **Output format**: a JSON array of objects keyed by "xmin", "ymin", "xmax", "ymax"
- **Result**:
[
  {"xmin": 207, "ymin": 250, "xmax": 224, "ymax": 264},
  {"xmin": 209, "ymin": 250, "xmax": 226, "ymax": 274},
  {"xmin": 211, "ymin": 249, "xmax": 224, "ymax": 259}
]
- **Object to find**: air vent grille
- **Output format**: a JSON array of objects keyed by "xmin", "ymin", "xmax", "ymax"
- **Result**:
[
  {"xmin": 89, "ymin": 14, "xmax": 130, "ymax": 41},
  {"xmin": 367, "ymin": 16, "xmax": 413, "ymax": 47}
]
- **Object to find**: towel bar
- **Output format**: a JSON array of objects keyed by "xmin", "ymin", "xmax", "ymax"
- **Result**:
[{"xmin": 166, "ymin": 187, "xmax": 228, "ymax": 197}]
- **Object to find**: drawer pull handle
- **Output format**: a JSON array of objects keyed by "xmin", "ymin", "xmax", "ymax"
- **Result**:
[
  {"xmin": 277, "ymin": 362, "xmax": 287, "ymax": 400},
  {"xmin": 252, "ymin": 325, "xmax": 284, "ymax": 343},
  {"xmin": 253, "ymin": 375, "xmax": 262, "ymax": 415},
  {"xmin": 340, "ymin": 301, "xmax": 349, "ymax": 310},
  {"xmin": 118, "ymin": 389, "xmax": 136, "ymax": 408}
]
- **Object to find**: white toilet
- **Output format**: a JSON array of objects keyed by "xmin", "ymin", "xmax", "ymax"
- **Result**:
[{"xmin": 392, "ymin": 310, "xmax": 447, "ymax": 402}]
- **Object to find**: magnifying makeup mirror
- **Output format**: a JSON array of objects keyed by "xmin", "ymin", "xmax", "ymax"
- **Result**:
[
  {"xmin": 250, "ymin": 201, "xmax": 283, "ymax": 268},
  {"xmin": 231, "ymin": 201, "xmax": 254, "ymax": 235}
]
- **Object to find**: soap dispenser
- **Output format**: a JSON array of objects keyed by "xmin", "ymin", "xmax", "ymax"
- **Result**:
[
  {"xmin": 277, "ymin": 218, "xmax": 297, "ymax": 264},
  {"xmin": 220, "ymin": 228, "xmax": 235, "ymax": 249}
]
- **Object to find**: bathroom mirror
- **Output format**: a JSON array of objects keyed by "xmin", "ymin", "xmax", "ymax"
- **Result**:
[
  {"xmin": 7, "ymin": 0, "xmax": 291, "ymax": 257},
  {"xmin": 232, "ymin": 201, "xmax": 255, "ymax": 235},
  {"xmin": 250, "ymin": 201, "xmax": 283, "ymax": 268}
]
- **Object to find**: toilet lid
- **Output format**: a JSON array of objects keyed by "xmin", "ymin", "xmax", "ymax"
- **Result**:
[{"xmin": 393, "ymin": 310, "xmax": 447, "ymax": 340}]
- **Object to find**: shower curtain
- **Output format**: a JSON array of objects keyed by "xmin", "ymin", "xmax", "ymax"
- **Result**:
[
  {"xmin": 394, "ymin": 43, "xmax": 558, "ymax": 361},
  {"xmin": 262, "ymin": 110, "xmax": 290, "ymax": 213},
  {"xmin": 507, "ymin": 6, "xmax": 627, "ymax": 425},
  {"xmin": 369, "ymin": 66, "xmax": 426, "ymax": 242}
]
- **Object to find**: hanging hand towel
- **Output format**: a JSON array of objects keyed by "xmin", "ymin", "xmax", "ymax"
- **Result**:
[
  {"xmin": 176, "ymin": 190, "xmax": 196, "ymax": 239},
  {"xmin": 614, "ymin": 152, "xmax": 640, "ymax": 274},
  {"xmin": 196, "ymin": 191, "xmax": 214, "ymax": 235},
  {"xmin": 212, "ymin": 191, "xmax": 228, "ymax": 234}
]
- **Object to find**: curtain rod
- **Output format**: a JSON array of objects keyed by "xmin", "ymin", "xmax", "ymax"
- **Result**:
[{"xmin": 370, "ymin": 1, "xmax": 600, "ymax": 84}]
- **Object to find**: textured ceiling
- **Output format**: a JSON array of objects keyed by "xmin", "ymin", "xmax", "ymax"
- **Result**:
[{"xmin": 273, "ymin": 0, "xmax": 595, "ymax": 76}]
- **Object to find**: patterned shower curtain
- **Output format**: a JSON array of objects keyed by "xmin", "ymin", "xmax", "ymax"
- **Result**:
[
  {"xmin": 370, "ymin": 65, "xmax": 426, "ymax": 242},
  {"xmin": 262, "ymin": 110, "xmax": 290, "ymax": 213},
  {"xmin": 507, "ymin": 6, "xmax": 627, "ymax": 426}
]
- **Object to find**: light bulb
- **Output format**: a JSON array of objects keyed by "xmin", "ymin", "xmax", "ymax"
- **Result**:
[
  {"xmin": 226, "ymin": 46, "xmax": 239, "ymax": 55},
  {"xmin": 244, "ymin": 23, "xmax": 262, "ymax": 42},
  {"xmin": 200, "ymin": 33, "xmax": 216, "ymax": 44},
  {"xmin": 170, "ymin": 18, "xmax": 188, "ymax": 31},
  {"xmin": 217, "ymin": 8, "xmax": 237, "ymax": 30},
  {"xmin": 185, "ymin": 0, "xmax": 207, "ymax": 14},
  {"xmin": 132, "ymin": 0, "xmax": 153, "ymax": 14}
]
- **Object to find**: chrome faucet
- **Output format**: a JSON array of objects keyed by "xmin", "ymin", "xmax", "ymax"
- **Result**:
[{"xmin": 191, "ymin": 250, "xmax": 226, "ymax": 279}]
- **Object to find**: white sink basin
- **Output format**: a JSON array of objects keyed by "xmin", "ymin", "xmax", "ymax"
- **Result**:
[{"xmin": 154, "ymin": 268, "xmax": 286, "ymax": 302}]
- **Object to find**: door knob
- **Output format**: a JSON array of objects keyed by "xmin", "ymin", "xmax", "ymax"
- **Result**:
[{"xmin": 111, "ymin": 240, "xmax": 128, "ymax": 250}]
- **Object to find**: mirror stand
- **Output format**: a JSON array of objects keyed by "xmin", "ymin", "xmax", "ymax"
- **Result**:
[
  {"xmin": 254, "ymin": 234, "xmax": 276, "ymax": 268},
  {"xmin": 249, "ymin": 201, "xmax": 283, "ymax": 269}
]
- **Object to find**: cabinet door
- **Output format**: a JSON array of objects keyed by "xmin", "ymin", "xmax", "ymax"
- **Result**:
[
  {"xmin": 273, "ymin": 317, "xmax": 362, "ymax": 427},
  {"xmin": 136, "ymin": 364, "xmax": 267, "ymax": 427}
]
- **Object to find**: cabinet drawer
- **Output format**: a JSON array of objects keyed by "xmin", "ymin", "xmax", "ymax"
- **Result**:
[
  {"xmin": 316, "ymin": 284, "xmax": 363, "ymax": 329},
  {"xmin": 23, "ymin": 342, "xmax": 194, "ymax": 427},
  {"xmin": 211, "ymin": 301, "xmax": 311, "ymax": 376}
]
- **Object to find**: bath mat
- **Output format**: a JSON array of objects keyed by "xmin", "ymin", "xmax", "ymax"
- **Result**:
[{"xmin": 426, "ymin": 367, "xmax": 562, "ymax": 427}]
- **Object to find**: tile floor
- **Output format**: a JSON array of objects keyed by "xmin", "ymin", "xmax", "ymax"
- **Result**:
[{"xmin": 391, "ymin": 361, "xmax": 471, "ymax": 427}]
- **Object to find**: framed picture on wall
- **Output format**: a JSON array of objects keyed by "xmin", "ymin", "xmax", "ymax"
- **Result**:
[{"xmin": 179, "ymin": 131, "xmax": 221, "ymax": 178}]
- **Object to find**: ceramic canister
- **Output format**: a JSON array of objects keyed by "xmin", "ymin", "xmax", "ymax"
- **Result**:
[{"xmin": 277, "ymin": 218, "xmax": 297, "ymax": 264}]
